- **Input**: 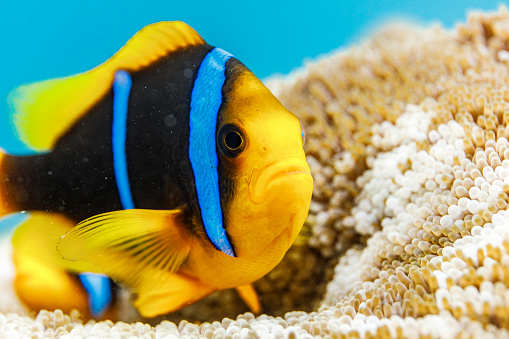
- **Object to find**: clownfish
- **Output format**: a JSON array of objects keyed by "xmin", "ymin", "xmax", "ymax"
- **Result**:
[{"xmin": 0, "ymin": 22, "xmax": 313, "ymax": 319}]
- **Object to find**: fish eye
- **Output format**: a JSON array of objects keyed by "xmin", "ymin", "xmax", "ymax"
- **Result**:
[
  {"xmin": 217, "ymin": 124, "xmax": 246, "ymax": 157},
  {"xmin": 225, "ymin": 131, "xmax": 242, "ymax": 149}
]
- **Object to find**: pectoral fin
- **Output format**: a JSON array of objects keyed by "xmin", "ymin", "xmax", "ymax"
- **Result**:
[
  {"xmin": 57, "ymin": 209, "xmax": 191, "ymax": 289},
  {"xmin": 236, "ymin": 284, "xmax": 261, "ymax": 314}
]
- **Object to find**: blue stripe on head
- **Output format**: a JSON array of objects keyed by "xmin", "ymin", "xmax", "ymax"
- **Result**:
[
  {"xmin": 189, "ymin": 47, "xmax": 235, "ymax": 257},
  {"xmin": 112, "ymin": 70, "xmax": 135, "ymax": 210}
]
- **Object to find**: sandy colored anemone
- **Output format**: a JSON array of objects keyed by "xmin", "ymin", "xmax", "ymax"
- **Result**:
[{"xmin": 2, "ymin": 6, "xmax": 509, "ymax": 338}]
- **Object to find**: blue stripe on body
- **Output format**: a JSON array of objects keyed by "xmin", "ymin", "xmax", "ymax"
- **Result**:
[
  {"xmin": 189, "ymin": 48, "xmax": 235, "ymax": 257},
  {"xmin": 112, "ymin": 70, "xmax": 135, "ymax": 210},
  {"xmin": 0, "ymin": 211, "xmax": 30, "ymax": 236},
  {"xmin": 81, "ymin": 69, "xmax": 134, "ymax": 317},
  {"xmin": 79, "ymin": 273, "xmax": 112, "ymax": 318}
]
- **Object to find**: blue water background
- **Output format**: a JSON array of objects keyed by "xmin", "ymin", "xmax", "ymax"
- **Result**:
[{"xmin": 0, "ymin": 0, "xmax": 504, "ymax": 139}]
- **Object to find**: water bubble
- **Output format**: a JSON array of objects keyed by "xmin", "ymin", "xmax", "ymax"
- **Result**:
[
  {"xmin": 164, "ymin": 114, "xmax": 177, "ymax": 128},
  {"xmin": 183, "ymin": 68, "xmax": 193, "ymax": 78}
]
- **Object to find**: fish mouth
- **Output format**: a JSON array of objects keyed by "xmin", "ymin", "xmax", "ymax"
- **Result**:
[{"xmin": 248, "ymin": 157, "xmax": 312, "ymax": 204}]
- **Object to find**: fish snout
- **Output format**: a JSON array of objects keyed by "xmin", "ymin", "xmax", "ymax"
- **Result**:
[{"xmin": 248, "ymin": 158, "xmax": 313, "ymax": 205}]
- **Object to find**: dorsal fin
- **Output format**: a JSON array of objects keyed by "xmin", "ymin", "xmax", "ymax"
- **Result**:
[{"xmin": 7, "ymin": 21, "xmax": 206, "ymax": 154}]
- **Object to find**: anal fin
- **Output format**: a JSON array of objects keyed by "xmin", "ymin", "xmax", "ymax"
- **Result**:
[
  {"xmin": 13, "ymin": 250, "xmax": 89, "ymax": 317},
  {"xmin": 10, "ymin": 212, "xmax": 91, "ymax": 316}
]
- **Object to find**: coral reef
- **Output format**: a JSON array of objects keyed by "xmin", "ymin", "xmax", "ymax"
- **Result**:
[{"xmin": 3, "ymin": 6, "xmax": 509, "ymax": 338}]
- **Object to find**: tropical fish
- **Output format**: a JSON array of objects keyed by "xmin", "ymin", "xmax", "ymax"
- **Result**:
[{"xmin": 0, "ymin": 22, "xmax": 313, "ymax": 319}]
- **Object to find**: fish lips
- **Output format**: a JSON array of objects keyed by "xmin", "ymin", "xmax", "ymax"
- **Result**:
[
  {"xmin": 248, "ymin": 157, "xmax": 313, "ymax": 205},
  {"xmin": 225, "ymin": 158, "xmax": 312, "ymax": 257}
]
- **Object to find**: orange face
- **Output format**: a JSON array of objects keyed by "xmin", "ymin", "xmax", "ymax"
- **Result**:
[{"xmin": 216, "ymin": 66, "xmax": 313, "ymax": 259}]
